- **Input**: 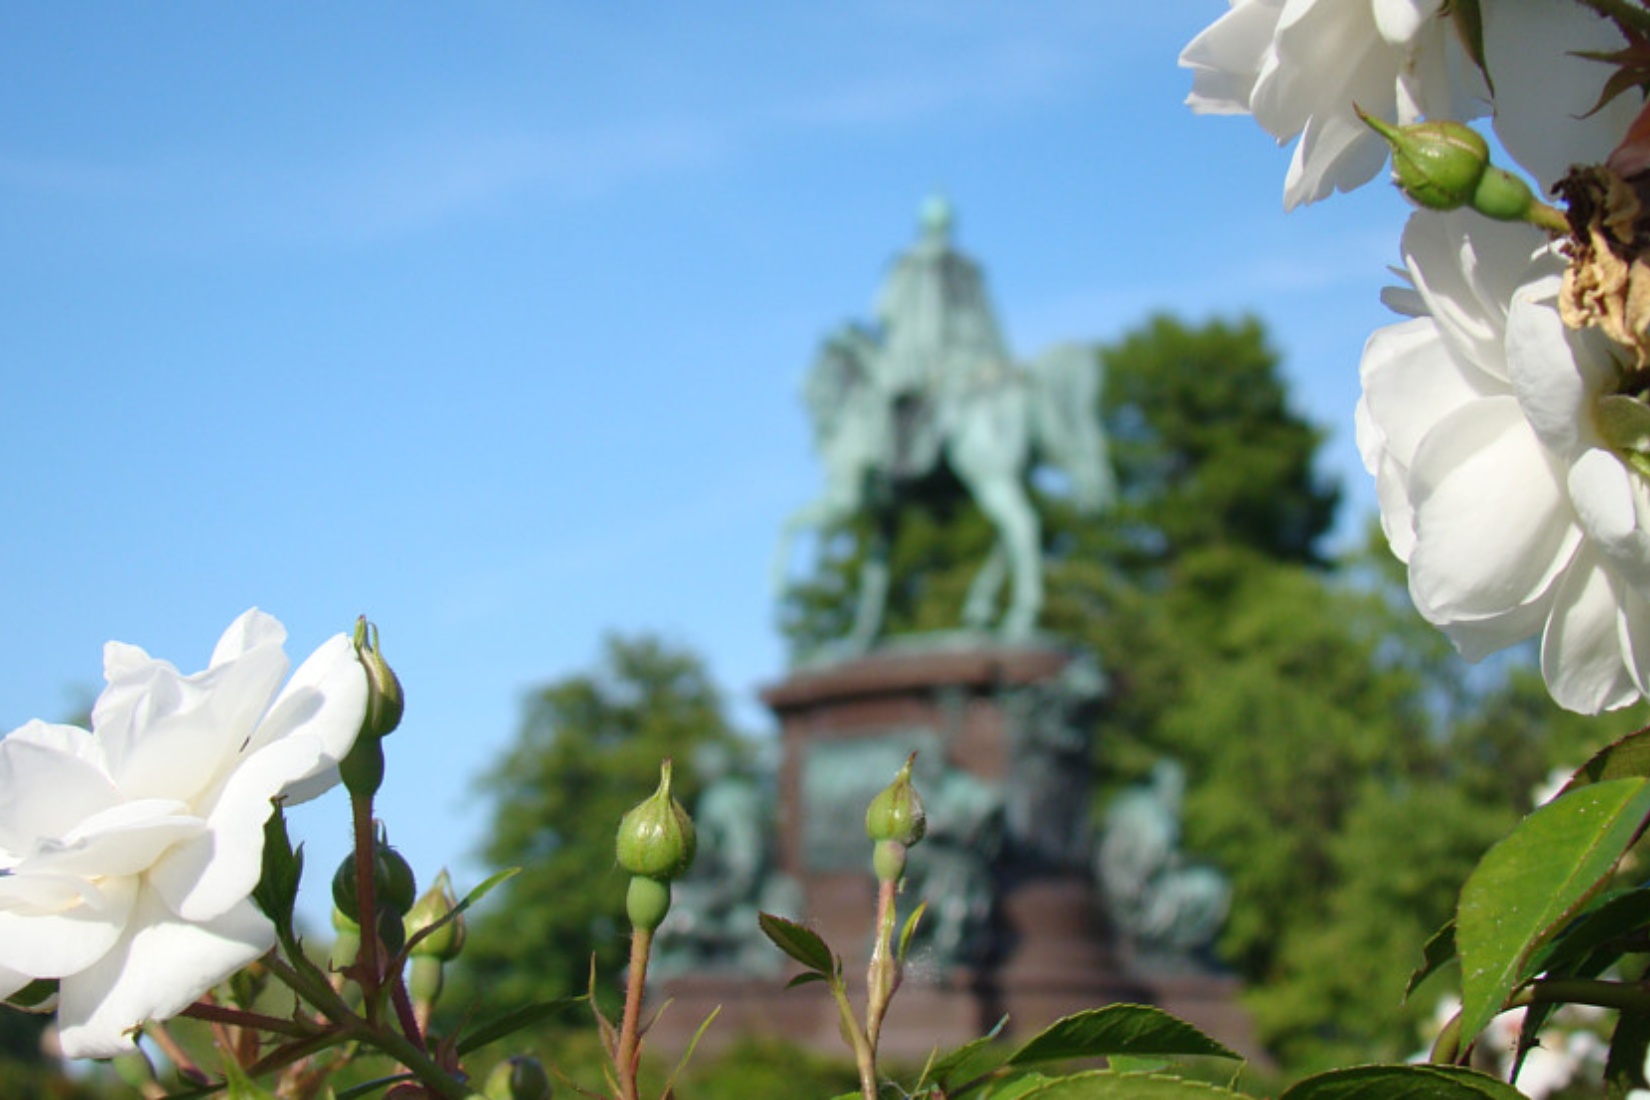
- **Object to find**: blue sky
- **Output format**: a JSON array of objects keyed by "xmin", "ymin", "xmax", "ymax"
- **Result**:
[{"xmin": 0, "ymin": 4, "xmax": 1412, "ymax": 923}]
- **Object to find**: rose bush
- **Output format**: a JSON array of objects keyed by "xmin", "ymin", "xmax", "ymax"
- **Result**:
[{"xmin": 0, "ymin": 609, "xmax": 366, "ymax": 1057}]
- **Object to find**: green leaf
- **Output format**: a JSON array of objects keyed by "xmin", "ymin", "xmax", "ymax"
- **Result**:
[
  {"xmin": 1006, "ymin": 1005, "xmax": 1239, "ymax": 1066},
  {"xmin": 785, "ymin": 971, "xmax": 828, "ymax": 990},
  {"xmin": 899, "ymin": 900, "xmax": 927, "ymax": 962},
  {"xmin": 453, "ymin": 865, "xmax": 520, "ymax": 915},
  {"xmin": 1508, "ymin": 884, "xmax": 1650, "ymax": 1074},
  {"xmin": 1526, "ymin": 886, "xmax": 1650, "ymax": 978},
  {"xmin": 1279, "ymin": 1063, "xmax": 1526, "ymax": 1100},
  {"xmin": 1006, "ymin": 1070, "xmax": 1252, "ymax": 1098},
  {"xmin": 1106, "ymin": 1055, "xmax": 1173, "ymax": 1075},
  {"xmin": 1562, "ymin": 724, "xmax": 1650, "ymax": 792},
  {"xmin": 923, "ymin": 1018, "xmax": 1011, "ymax": 1094},
  {"xmin": 759, "ymin": 912, "xmax": 835, "ymax": 975},
  {"xmin": 978, "ymin": 1071, "xmax": 1056, "ymax": 1100},
  {"xmin": 1456, "ymin": 778, "xmax": 1650, "ymax": 1047},
  {"xmin": 1405, "ymin": 920, "xmax": 1457, "ymax": 1002},
  {"xmin": 456, "ymin": 996, "xmax": 583, "ymax": 1055},
  {"xmin": 661, "ymin": 1004, "xmax": 721, "ymax": 1098}
]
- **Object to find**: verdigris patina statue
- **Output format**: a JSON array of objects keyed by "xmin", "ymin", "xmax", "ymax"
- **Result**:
[
  {"xmin": 1096, "ymin": 760, "xmax": 1230, "ymax": 968},
  {"xmin": 772, "ymin": 197, "xmax": 1115, "ymax": 655}
]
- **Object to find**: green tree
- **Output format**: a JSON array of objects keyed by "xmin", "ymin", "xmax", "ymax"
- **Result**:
[
  {"xmin": 456, "ymin": 635, "xmax": 744, "ymax": 1014},
  {"xmin": 1096, "ymin": 314, "xmax": 1339, "ymax": 573}
]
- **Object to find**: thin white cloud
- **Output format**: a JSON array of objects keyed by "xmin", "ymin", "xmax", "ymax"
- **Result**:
[{"xmin": 0, "ymin": 8, "xmax": 1161, "ymax": 250}]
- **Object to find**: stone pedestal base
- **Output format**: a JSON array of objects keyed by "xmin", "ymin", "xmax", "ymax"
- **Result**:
[{"xmin": 651, "ymin": 640, "xmax": 1255, "ymax": 1062}]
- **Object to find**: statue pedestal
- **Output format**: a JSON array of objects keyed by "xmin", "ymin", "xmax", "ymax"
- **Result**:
[{"xmin": 651, "ymin": 639, "xmax": 1254, "ymax": 1062}]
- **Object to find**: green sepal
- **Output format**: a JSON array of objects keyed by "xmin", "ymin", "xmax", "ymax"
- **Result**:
[
  {"xmin": 251, "ymin": 801, "xmax": 303, "ymax": 941},
  {"xmin": 898, "ymin": 900, "xmax": 927, "ymax": 963}
]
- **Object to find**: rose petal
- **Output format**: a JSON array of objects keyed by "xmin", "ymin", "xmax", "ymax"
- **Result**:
[
  {"xmin": 1359, "ymin": 315, "xmax": 1487, "ymax": 470},
  {"xmin": 26, "ymin": 800, "xmax": 202, "ymax": 879},
  {"xmin": 147, "ymin": 735, "xmax": 321, "ymax": 922},
  {"xmin": 1400, "ymin": 213, "xmax": 1554, "ymax": 382},
  {"xmin": 105, "ymin": 645, "xmax": 289, "ymax": 805},
  {"xmin": 1181, "ymin": 0, "xmax": 1285, "ymax": 116},
  {"xmin": 0, "ymin": 960, "xmax": 33, "ymax": 1002},
  {"xmin": 242, "ymin": 632, "xmax": 366, "ymax": 804},
  {"xmin": 55, "ymin": 890, "xmax": 272, "ymax": 1059},
  {"xmin": 1568, "ymin": 448, "xmax": 1650, "ymax": 602},
  {"xmin": 1506, "ymin": 274, "xmax": 1616, "ymax": 462},
  {"xmin": 209, "ymin": 608, "xmax": 286, "ymax": 669},
  {"xmin": 0, "ymin": 723, "xmax": 118, "ymax": 855},
  {"xmin": 1407, "ymin": 396, "xmax": 1579, "ymax": 623},
  {"xmin": 1542, "ymin": 547, "xmax": 1642, "ymax": 713},
  {"xmin": 0, "ymin": 873, "xmax": 136, "ymax": 978}
]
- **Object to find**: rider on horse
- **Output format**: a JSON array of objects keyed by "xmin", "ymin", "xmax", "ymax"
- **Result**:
[{"xmin": 870, "ymin": 195, "xmax": 1014, "ymax": 482}]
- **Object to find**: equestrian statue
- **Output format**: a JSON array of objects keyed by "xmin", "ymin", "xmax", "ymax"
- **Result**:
[{"xmin": 773, "ymin": 197, "xmax": 1115, "ymax": 656}]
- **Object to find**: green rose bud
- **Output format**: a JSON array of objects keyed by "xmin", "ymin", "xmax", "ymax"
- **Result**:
[
  {"xmin": 405, "ymin": 869, "xmax": 466, "ymax": 962},
  {"xmin": 332, "ymin": 835, "xmax": 418, "ymax": 923},
  {"xmin": 866, "ymin": 752, "xmax": 926, "ymax": 847},
  {"xmin": 1469, "ymin": 165, "xmax": 1540, "ymax": 222},
  {"xmin": 1358, "ymin": 110, "xmax": 1489, "ymax": 211},
  {"xmin": 626, "ymin": 874, "xmax": 673, "ymax": 932},
  {"xmin": 615, "ymin": 759, "xmax": 697, "ymax": 881},
  {"xmin": 484, "ymin": 1056, "xmax": 554, "ymax": 1100},
  {"xmin": 872, "ymin": 838, "xmax": 908, "ymax": 884},
  {"xmin": 353, "ymin": 616, "xmax": 405, "ymax": 741}
]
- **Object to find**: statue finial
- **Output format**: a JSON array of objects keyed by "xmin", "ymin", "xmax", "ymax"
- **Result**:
[{"xmin": 919, "ymin": 193, "xmax": 953, "ymax": 243}]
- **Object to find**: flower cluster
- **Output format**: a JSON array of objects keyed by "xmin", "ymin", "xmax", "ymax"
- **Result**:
[
  {"xmin": 1183, "ymin": 0, "xmax": 1650, "ymax": 712},
  {"xmin": 0, "ymin": 610, "xmax": 366, "ymax": 1057}
]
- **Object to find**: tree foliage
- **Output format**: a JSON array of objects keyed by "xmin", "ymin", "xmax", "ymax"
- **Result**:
[{"xmin": 456, "ymin": 635, "xmax": 743, "ymax": 1014}]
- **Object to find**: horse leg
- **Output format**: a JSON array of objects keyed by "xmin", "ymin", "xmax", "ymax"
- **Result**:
[
  {"xmin": 771, "ymin": 460, "xmax": 866, "ymax": 598},
  {"xmin": 846, "ymin": 538, "xmax": 891, "ymax": 654},
  {"xmin": 962, "ymin": 539, "xmax": 1008, "ymax": 630},
  {"xmin": 969, "ymin": 475, "xmax": 1042, "ymax": 638},
  {"xmin": 950, "ymin": 391, "xmax": 1041, "ymax": 638}
]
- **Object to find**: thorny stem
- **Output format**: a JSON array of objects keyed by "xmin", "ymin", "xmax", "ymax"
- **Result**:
[
  {"xmin": 865, "ymin": 876, "xmax": 900, "ymax": 1052},
  {"xmin": 616, "ymin": 926, "xmax": 654, "ymax": 1100},
  {"xmin": 390, "ymin": 970, "xmax": 425, "ymax": 1052},
  {"xmin": 180, "ymin": 1000, "xmax": 317, "ymax": 1040},
  {"xmin": 262, "ymin": 951, "xmax": 471, "ymax": 1100},
  {"xmin": 1528, "ymin": 201, "xmax": 1571, "ymax": 235},
  {"xmin": 828, "ymin": 977, "xmax": 878, "ymax": 1100},
  {"xmin": 1430, "ymin": 978, "xmax": 1650, "ymax": 1066},
  {"xmin": 1520, "ymin": 976, "xmax": 1650, "ymax": 1015},
  {"xmin": 350, "ymin": 794, "xmax": 382, "ymax": 1016}
]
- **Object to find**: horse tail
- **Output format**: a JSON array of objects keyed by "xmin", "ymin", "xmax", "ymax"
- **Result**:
[{"xmin": 1027, "ymin": 342, "xmax": 1115, "ymax": 513}]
